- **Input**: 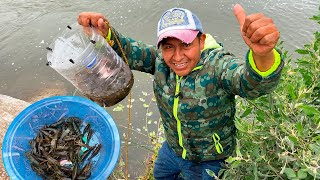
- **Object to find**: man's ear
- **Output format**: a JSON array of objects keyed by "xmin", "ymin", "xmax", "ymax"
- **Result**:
[{"xmin": 200, "ymin": 34, "xmax": 206, "ymax": 50}]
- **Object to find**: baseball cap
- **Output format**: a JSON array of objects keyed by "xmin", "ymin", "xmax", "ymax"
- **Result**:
[{"xmin": 157, "ymin": 8, "xmax": 203, "ymax": 48}]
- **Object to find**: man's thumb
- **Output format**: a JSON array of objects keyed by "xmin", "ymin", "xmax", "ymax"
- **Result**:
[
  {"xmin": 98, "ymin": 18, "xmax": 109, "ymax": 35},
  {"xmin": 233, "ymin": 4, "xmax": 246, "ymax": 28}
]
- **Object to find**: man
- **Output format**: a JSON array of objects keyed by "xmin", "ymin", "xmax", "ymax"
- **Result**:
[{"xmin": 78, "ymin": 4, "xmax": 283, "ymax": 179}]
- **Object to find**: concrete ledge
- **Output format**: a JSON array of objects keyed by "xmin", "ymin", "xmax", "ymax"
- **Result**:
[
  {"xmin": 0, "ymin": 94, "xmax": 30, "ymax": 179},
  {"xmin": 0, "ymin": 94, "xmax": 31, "ymax": 118}
]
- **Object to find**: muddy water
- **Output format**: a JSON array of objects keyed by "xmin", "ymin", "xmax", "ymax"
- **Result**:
[{"xmin": 0, "ymin": 0, "xmax": 318, "ymax": 178}]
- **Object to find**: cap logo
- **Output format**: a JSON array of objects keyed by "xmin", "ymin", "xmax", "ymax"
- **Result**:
[
  {"xmin": 159, "ymin": 9, "xmax": 189, "ymax": 31},
  {"xmin": 156, "ymin": 8, "xmax": 203, "ymax": 46}
]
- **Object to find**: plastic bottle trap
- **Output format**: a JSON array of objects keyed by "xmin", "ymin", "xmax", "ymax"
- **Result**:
[{"xmin": 47, "ymin": 23, "xmax": 134, "ymax": 106}]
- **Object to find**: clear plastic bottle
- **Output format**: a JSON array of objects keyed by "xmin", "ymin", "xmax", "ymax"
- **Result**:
[{"xmin": 47, "ymin": 23, "xmax": 134, "ymax": 106}]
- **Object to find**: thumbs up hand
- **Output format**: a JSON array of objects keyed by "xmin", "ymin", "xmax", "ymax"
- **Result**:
[{"xmin": 233, "ymin": 4, "xmax": 280, "ymax": 57}]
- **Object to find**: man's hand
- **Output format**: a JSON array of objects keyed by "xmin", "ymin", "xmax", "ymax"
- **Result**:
[
  {"xmin": 77, "ymin": 12, "xmax": 110, "ymax": 38},
  {"xmin": 233, "ymin": 4, "xmax": 280, "ymax": 71}
]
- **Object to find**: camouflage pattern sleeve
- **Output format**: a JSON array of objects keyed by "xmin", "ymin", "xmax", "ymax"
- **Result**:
[
  {"xmin": 109, "ymin": 27, "xmax": 157, "ymax": 75},
  {"xmin": 214, "ymin": 49, "xmax": 284, "ymax": 99}
]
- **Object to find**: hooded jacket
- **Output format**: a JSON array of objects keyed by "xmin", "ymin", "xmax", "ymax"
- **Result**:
[{"xmin": 110, "ymin": 28, "xmax": 284, "ymax": 161}]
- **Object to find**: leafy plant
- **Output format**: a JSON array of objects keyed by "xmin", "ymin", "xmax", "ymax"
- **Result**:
[{"xmin": 221, "ymin": 7, "xmax": 320, "ymax": 180}]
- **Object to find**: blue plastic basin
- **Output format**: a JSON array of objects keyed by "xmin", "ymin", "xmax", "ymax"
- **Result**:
[{"xmin": 2, "ymin": 96, "xmax": 120, "ymax": 180}]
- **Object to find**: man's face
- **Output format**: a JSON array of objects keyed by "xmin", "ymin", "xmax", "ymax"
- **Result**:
[{"xmin": 160, "ymin": 34, "xmax": 206, "ymax": 76}]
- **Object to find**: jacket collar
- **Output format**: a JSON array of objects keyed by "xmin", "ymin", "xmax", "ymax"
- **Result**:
[{"xmin": 195, "ymin": 33, "xmax": 222, "ymax": 68}]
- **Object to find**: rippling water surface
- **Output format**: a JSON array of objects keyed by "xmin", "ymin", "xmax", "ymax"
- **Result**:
[{"xmin": 0, "ymin": 0, "xmax": 318, "ymax": 177}]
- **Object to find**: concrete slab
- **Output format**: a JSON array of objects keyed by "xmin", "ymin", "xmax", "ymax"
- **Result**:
[{"xmin": 0, "ymin": 94, "xmax": 30, "ymax": 179}]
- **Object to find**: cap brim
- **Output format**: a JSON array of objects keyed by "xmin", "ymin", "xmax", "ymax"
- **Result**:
[{"xmin": 157, "ymin": 29, "xmax": 199, "ymax": 48}]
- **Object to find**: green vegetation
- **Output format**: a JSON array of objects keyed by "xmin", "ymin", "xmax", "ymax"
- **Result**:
[{"xmin": 221, "ymin": 7, "xmax": 320, "ymax": 180}]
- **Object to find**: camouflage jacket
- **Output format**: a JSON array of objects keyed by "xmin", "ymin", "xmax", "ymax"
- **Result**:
[{"xmin": 110, "ymin": 28, "xmax": 284, "ymax": 161}]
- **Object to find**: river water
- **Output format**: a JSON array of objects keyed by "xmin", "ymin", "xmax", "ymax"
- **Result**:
[{"xmin": 0, "ymin": 0, "xmax": 319, "ymax": 178}]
